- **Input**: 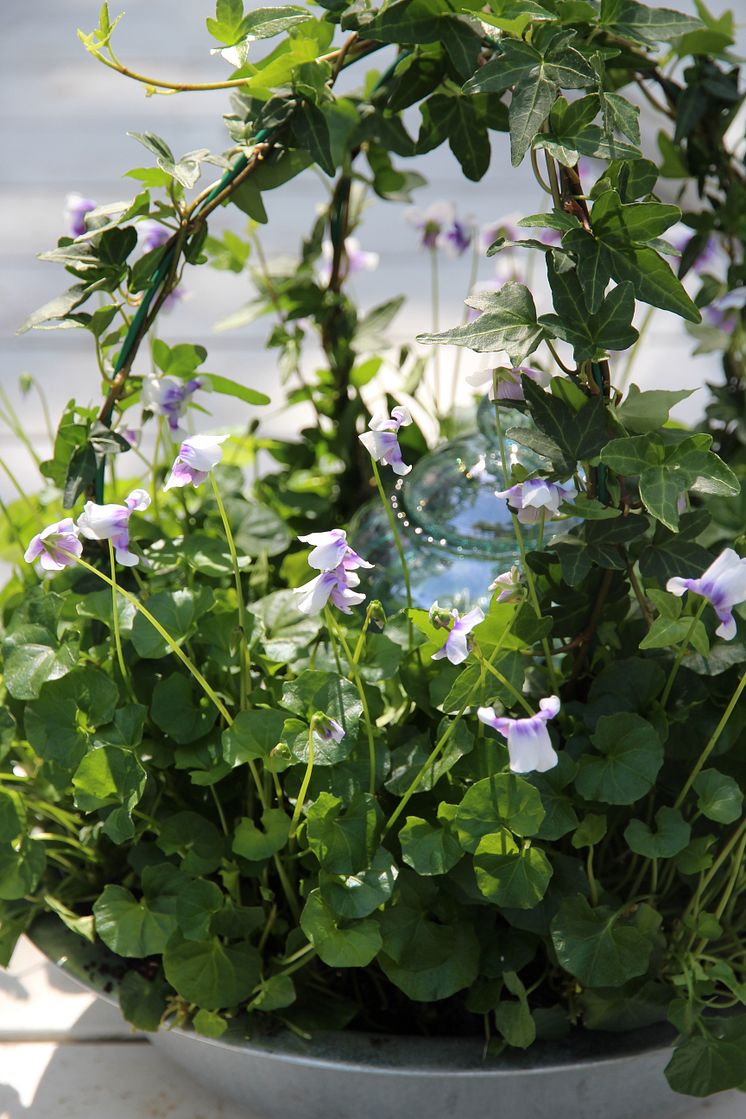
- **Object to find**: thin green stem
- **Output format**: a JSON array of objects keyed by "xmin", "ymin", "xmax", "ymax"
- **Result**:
[
  {"xmin": 290, "ymin": 715, "xmax": 317, "ymax": 838},
  {"xmin": 660, "ymin": 598, "xmax": 707, "ymax": 708},
  {"xmin": 587, "ymin": 847, "xmax": 599, "ymax": 906},
  {"xmin": 617, "ymin": 304, "xmax": 656, "ymax": 392},
  {"xmin": 210, "ymin": 472, "xmax": 251, "ymax": 709},
  {"xmin": 210, "ymin": 785, "xmax": 229, "ymax": 836},
  {"xmin": 493, "ymin": 394, "xmax": 560, "ymax": 694},
  {"xmin": 674, "ymin": 667, "xmax": 746, "ymax": 810},
  {"xmin": 325, "ymin": 608, "xmax": 377, "ymax": 795},
  {"xmin": 450, "ymin": 234, "xmax": 480, "ymax": 415},
  {"xmin": 370, "ymin": 459, "xmax": 413, "ymax": 643},
  {"xmin": 107, "ymin": 541, "xmax": 130, "ymax": 691},
  {"xmin": 385, "ymin": 630, "xmax": 510, "ymax": 835},
  {"xmin": 475, "ymin": 647, "xmax": 534, "ymax": 715}
]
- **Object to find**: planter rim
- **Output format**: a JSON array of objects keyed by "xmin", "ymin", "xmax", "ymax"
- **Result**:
[{"xmin": 28, "ymin": 914, "xmax": 675, "ymax": 1076}]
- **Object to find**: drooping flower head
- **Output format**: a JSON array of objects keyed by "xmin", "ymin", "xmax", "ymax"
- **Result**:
[
  {"xmin": 439, "ymin": 218, "xmax": 472, "ymax": 258},
  {"xmin": 294, "ymin": 529, "xmax": 372, "ymax": 616},
  {"xmin": 702, "ymin": 288, "xmax": 746, "ymax": 334},
  {"xmin": 490, "ymin": 565, "xmax": 522, "ymax": 603},
  {"xmin": 77, "ymin": 488, "xmax": 151, "ymax": 567},
  {"xmin": 142, "ymin": 374, "xmax": 204, "ymax": 438},
  {"xmin": 466, "ymin": 365, "xmax": 543, "ymax": 402},
  {"xmin": 24, "ymin": 519, "xmax": 82, "ymax": 573},
  {"xmin": 667, "ymin": 548, "xmax": 746, "ymax": 641},
  {"xmin": 359, "ymin": 406, "xmax": 413, "ymax": 476},
  {"xmin": 164, "ymin": 433, "xmax": 228, "ymax": 491},
  {"xmin": 298, "ymin": 529, "xmax": 373, "ymax": 573},
  {"xmin": 479, "ymin": 219, "xmax": 519, "ymax": 255},
  {"xmin": 65, "ymin": 193, "xmax": 96, "ymax": 237},
  {"xmin": 669, "ymin": 223, "xmax": 717, "ymax": 276},
  {"xmin": 478, "ymin": 697, "xmax": 561, "ymax": 774},
  {"xmin": 496, "ymin": 478, "xmax": 577, "ymax": 524},
  {"xmin": 431, "ymin": 604, "xmax": 485, "ymax": 666},
  {"xmin": 318, "ymin": 237, "xmax": 379, "ymax": 286},
  {"xmin": 315, "ymin": 714, "xmax": 345, "ymax": 743}
]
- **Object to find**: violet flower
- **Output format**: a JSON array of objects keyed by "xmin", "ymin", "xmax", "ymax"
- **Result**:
[
  {"xmin": 406, "ymin": 202, "xmax": 471, "ymax": 255},
  {"xmin": 164, "ymin": 433, "xmax": 228, "ymax": 491},
  {"xmin": 295, "ymin": 566, "xmax": 366, "ymax": 615},
  {"xmin": 318, "ymin": 237, "xmax": 379, "ymax": 285},
  {"xmin": 139, "ymin": 221, "xmax": 171, "ymax": 253},
  {"xmin": 496, "ymin": 478, "xmax": 577, "ymax": 525},
  {"xmin": 298, "ymin": 529, "xmax": 373, "ymax": 573},
  {"xmin": 142, "ymin": 374, "xmax": 204, "ymax": 438},
  {"xmin": 431, "ymin": 605, "xmax": 485, "ymax": 666},
  {"xmin": 24, "ymin": 519, "xmax": 82, "ymax": 573},
  {"xmin": 702, "ymin": 288, "xmax": 746, "ymax": 334},
  {"xmin": 479, "ymin": 219, "xmax": 519, "ymax": 254},
  {"xmin": 667, "ymin": 548, "xmax": 746, "ymax": 641},
  {"xmin": 478, "ymin": 696, "xmax": 561, "ymax": 774},
  {"xmin": 65, "ymin": 193, "xmax": 96, "ymax": 237},
  {"xmin": 77, "ymin": 488, "xmax": 151, "ymax": 567},
  {"xmin": 359, "ymin": 406, "xmax": 413, "ymax": 476},
  {"xmin": 466, "ymin": 365, "xmax": 542, "ymax": 402},
  {"xmin": 316, "ymin": 714, "xmax": 345, "ymax": 743},
  {"xmin": 490, "ymin": 565, "xmax": 522, "ymax": 603}
]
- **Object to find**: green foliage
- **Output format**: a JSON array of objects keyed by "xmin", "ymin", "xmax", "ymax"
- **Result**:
[{"xmin": 5, "ymin": 0, "xmax": 746, "ymax": 1098}]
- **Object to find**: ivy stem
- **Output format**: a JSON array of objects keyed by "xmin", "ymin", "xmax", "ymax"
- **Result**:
[
  {"xmin": 107, "ymin": 541, "xmax": 130, "ymax": 693},
  {"xmin": 370, "ymin": 459, "xmax": 413, "ymax": 644},
  {"xmin": 325, "ymin": 608, "xmax": 377, "ymax": 795},
  {"xmin": 385, "ymin": 630, "xmax": 510, "ymax": 835},
  {"xmin": 660, "ymin": 597, "xmax": 707, "ymax": 708},
  {"xmin": 530, "ymin": 148, "xmax": 553, "ymax": 195},
  {"xmin": 493, "ymin": 392, "xmax": 560, "ymax": 694},
  {"xmin": 674, "ymin": 667, "xmax": 746, "ymax": 810},
  {"xmin": 544, "ymin": 338, "xmax": 576, "ymax": 376},
  {"xmin": 290, "ymin": 715, "xmax": 317, "ymax": 839},
  {"xmin": 210, "ymin": 473, "xmax": 251, "ymax": 709}
]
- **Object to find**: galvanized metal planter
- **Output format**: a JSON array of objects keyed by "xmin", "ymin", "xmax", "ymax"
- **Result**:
[{"xmin": 29, "ymin": 916, "xmax": 690, "ymax": 1119}]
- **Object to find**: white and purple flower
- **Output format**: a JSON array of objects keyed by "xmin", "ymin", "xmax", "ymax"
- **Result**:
[
  {"xmin": 496, "ymin": 478, "xmax": 577, "ymax": 525},
  {"xmin": 295, "ymin": 566, "xmax": 367, "ymax": 616},
  {"xmin": 77, "ymin": 488, "xmax": 151, "ymax": 567},
  {"xmin": 24, "ymin": 519, "xmax": 82, "ymax": 573},
  {"xmin": 466, "ymin": 365, "xmax": 543, "ymax": 402},
  {"xmin": 478, "ymin": 696, "xmax": 561, "ymax": 774},
  {"xmin": 315, "ymin": 714, "xmax": 345, "ymax": 744},
  {"xmin": 298, "ymin": 529, "xmax": 373, "ymax": 573},
  {"xmin": 406, "ymin": 202, "xmax": 471, "ymax": 256},
  {"xmin": 702, "ymin": 288, "xmax": 746, "ymax": 333},
  {"xmin": 142, "ymin": 374, "xmax": 204, "ymax": 439},
  {"xmin": 164, "ymin": 433, "xmax": 228, "ymax": 491},
  {"xmin": 490, "ymin": 565, "xmax": 522, "ymax": 603},
  {"xmin": 65, "ymin": 193, "xmax": 96, "ymax": 237},
  {"xmin": 431, "ymin": 604, "xmax": 485, "ymax": 666},
  {"xmin": 359, "ymin": 406, "xmax": 413, "ymax": 476},
  {"xmin": 667, "ymin": 548, "xmax": 746, "ymax": 641},
  {"xmin": 318, "ymin": 237, "xmax": 379, "ymax": 286}
]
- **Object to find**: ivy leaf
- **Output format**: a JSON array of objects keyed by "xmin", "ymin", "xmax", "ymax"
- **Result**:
[
  {"xmin": 319, "ymin": 847, "xmax": 399, "ymax": 919},
  {"xmin": 295, "ymin": 103, "xmax": 335, "ymax": 177},
  {"xmin": 615, "ymin": 385, "xmax": 694, "ymax": 433},
  {"xmin": 551, "ymin": 895, "xmax": 655, "ymax": 987},
  {"xmin": 624, "ymin": 806, "xmax": 691, "ymax": 858},
  {"xmin": 417, "ymin": 282, "xmax": 543, "ymax": 364},
  {"xmin": 163, "ymin": 932, "xmax": 261, "ymax": 1009},
  {"xmin": 300, "ymin": 889, "xmax": 382, "ymax": 967},
  {"xmin": 540, "ymin": 258, "xmax": 638, "ymax": 360},
  {"xmin": 575, "ymin": 713, "xmax": 663, "ymax": 805},
  {"xmin": 474, "ymin": 830, "xmax": 554, "ymax": 909},
  {"xmin": 206, "ymin": 0, "xmax": 248, "ymax": 45},
  {"xmin": 93, "ymin": 884, "xmax": 178, "ymax": 957},
  {"xmin": 243, "ymin": 6, "xmax": 310, "ymax": 39},
  {"xmin": 306, "ymin": 792, "xmax": 382, "ymax": 874},
  {"xmin": 522, "ymin": 375, "xmax": 610, "ymax": 465},
  {"xmin": 130, "ymin": 588, "xmax": 214, "ymax": 659},
  {"xmin": 509, "ymin": 74, "xmax": 557, "ymax": 167},
  {"xmin": 399, "ymin": 814, "xmax": 463, "ymax": 876},
  {"xmin": 600, "ymin": 0, "xmax": 704, "ymax": 45},
  {"xmin": 233, "ymin": 809, "xmax": 292, "ymax": 861},
  {"xmin": 693, "ymin": 769, "xmax": 744, "ymax": 824},
  {"xmin": 454, "ymin": 773, "xmax": 546, "ymax": 852}
]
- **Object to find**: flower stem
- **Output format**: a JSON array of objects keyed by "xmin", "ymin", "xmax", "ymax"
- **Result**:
[
  {"xmin": 449, "ymin": 234, "xmax": 480, "ymax": 415},
  {"xmin": 325, "ymin": 608, "xmax": 377, "ymax": 795},
  {"xmin": 617, "ymin": 305, "xmax": 655, "ymax": 392},
  {"xmin": 290, "ymin": 715, "xmax": 317, "ymax": 838},
  {"xmin": 370, "ymin": 459, "xmax": 413, "ymax": 644},
  {"xmin": 493, "ymin": 395, "xmax": 560, "ymax": 694},
  {"xmin": 385, "ymin": 630, "xmax": 510, "ymax": 835},
  {"xmin": 475, "ymin": 646, "xmax": 534, "ymax": 715},
  {"xmin": 674, "ymin": 667, "xmax": 746, "ymax": 810},
  {"xmin": 210, "ymin": 473, "xmax": 251, "ymax": 709},
  {"xmin": 430, "ymin": 245, "xmax": 442, "ymax": 422},
  {"xmin": 107, "ymin": 541, "xmax": 130, "ymax": 692},
  {"xmin": 660, "ymin": 597, "xmax": 707, "ymax": 708}
]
